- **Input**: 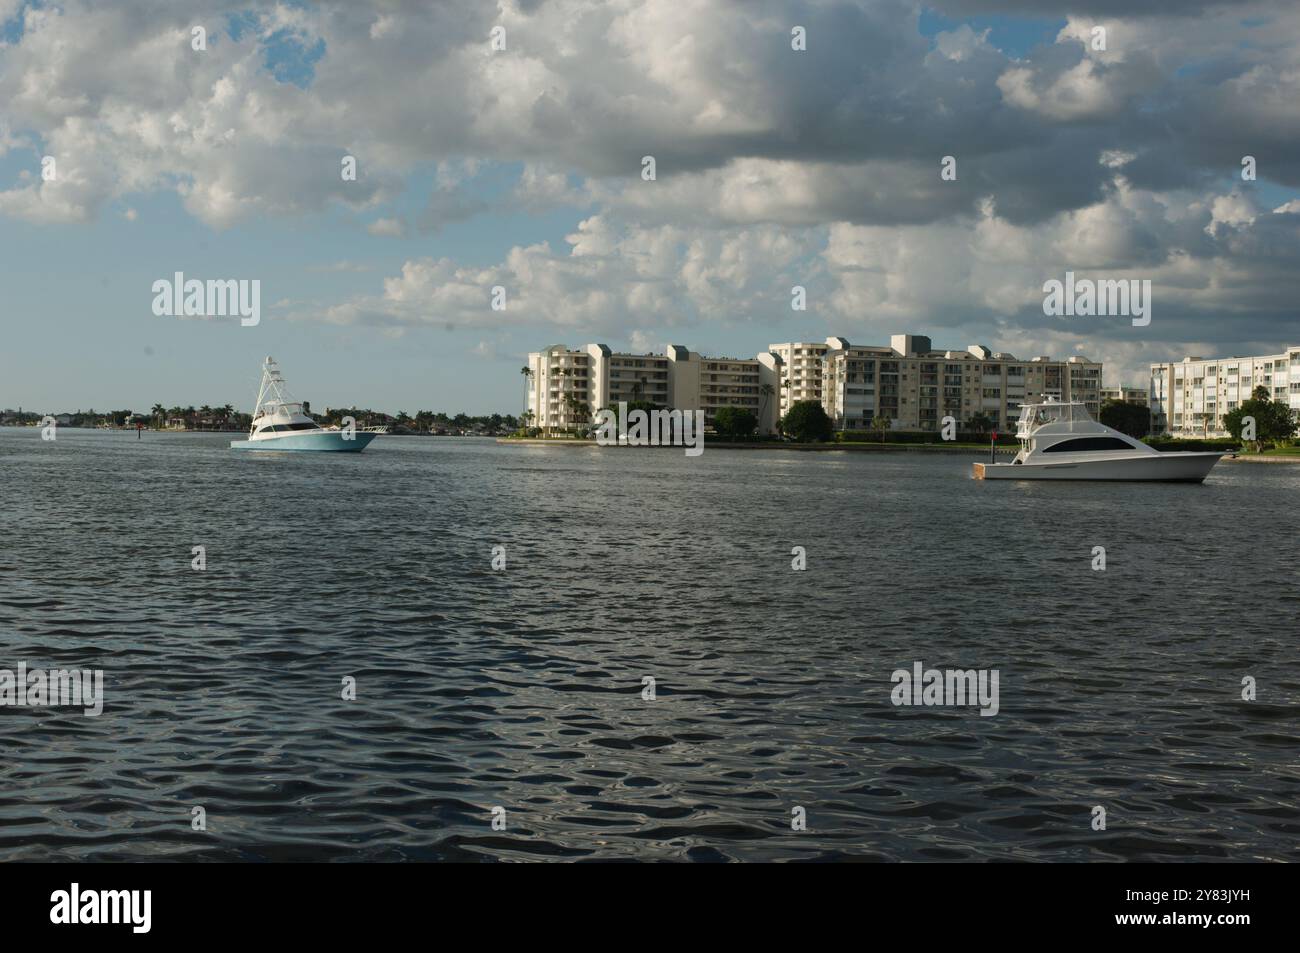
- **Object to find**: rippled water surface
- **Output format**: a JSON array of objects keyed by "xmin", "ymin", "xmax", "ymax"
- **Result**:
[{"xmin": 1, "ymin": 428, "xmax": 1297, "ymax": 862}]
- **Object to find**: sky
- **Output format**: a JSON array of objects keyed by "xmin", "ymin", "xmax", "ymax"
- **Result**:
[{"xmin": 1, "ymin": 0, "xmax": 1298, "ymax": 415}]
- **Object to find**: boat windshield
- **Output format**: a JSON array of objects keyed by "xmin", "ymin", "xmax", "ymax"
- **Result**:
[
  {"xmin": 1021, "ymin": 402, "xmax": 1091, "ymax": 427},
  {"xmin": 257, "ymin": 401, "xmax": 303, "ymax": 416},
  {"xmin": 258, "ymin": 422, "xmax": 320, "ymax": 433}
]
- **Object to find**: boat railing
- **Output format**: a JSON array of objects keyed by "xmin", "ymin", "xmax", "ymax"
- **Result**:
[{"xmin": 321, "ymin": 424, "xmax": 388, "ymax": 434}]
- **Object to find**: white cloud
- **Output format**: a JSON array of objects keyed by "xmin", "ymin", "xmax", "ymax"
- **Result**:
[
  {"xmin": 0, "ymin": 0, "xmax": 1297, "ymax": 366},
  {"xmin": 367, "ymin": 217, "xmax": 406, "ymax": 238},
  {"xmin": 307, "ymin": 260, "xmax": 372, "ymax": 273},
  {"xmin": 1205, "ymin": 192, "xmax": 1258, "ymax": 236}
]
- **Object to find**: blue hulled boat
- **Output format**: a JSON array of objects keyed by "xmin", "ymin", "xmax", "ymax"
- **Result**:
[{"xmin": 230, "ymin": 357, "xmax": 384, "ymax": 452}]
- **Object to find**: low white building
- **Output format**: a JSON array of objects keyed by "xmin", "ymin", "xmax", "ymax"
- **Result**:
[{"xmin": 1101, "ymin": 386, "xmax": 1148, "ymax": 407}]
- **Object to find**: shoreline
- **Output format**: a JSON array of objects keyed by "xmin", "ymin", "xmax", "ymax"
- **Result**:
[
  {"xmin": 497, "ymin": 438, "xmax": 1018, "ymax": 455},
  {"xmin": 7, "ymin": 428, "xmax": 1294, "ymax": 462},
  {"xmin": 497, "ymin": 438, "xmax": 1300, "ymax": 463},
  {"xmin": 1221, "ymin": 454, "xmax": 1300, "ymax": 464}
]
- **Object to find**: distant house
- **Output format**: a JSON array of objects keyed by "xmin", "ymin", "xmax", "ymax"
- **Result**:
[{"xmin": 55, "ymin": 413, "xmax": 74, "ymax": 426}]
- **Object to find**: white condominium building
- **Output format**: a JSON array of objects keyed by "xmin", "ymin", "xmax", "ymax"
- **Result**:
[
  {"xmin": 765, "ymin": 342, "xmax": 828, "ymax": 418},
  {"xmin": 657, "ymin": 345, "xmax": 774, "ymax": 431},
  {"xmin": 525, "ymin": 345, "xmax": 592, "ymax": 433},
  {"xmin": 1149, "ymin": 347, "xmax": 1300, "ymax": 437},
  {"xmin": 820, "ymin": 337, "xmax": 894, "ymax": 429},
  {"xmin": 701, "ymin": 355, "xmax": 765, "ymax": 429},
  {"xmin": 778, "ymin": 333, "xmax": 1101, "ymax": 433},
  {"xmin": 526, "ymin": 331, "xmax": 1102, "ymax": 436},
  {"xmin": 526, "ymin": 343, "xmax": 780, "ymax": 434},
  {"xmin": 585, "ymin": 344, "xmax": 670, "ymax": 411}
]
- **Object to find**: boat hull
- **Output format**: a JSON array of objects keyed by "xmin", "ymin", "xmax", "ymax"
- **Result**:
[
  {"xmin": 230, "ymin": 431, "xmax": 378, "ymax": 452},
  {"xmin": 974, "ymin": 451, "xmax": 1224, "ymax": 482}
]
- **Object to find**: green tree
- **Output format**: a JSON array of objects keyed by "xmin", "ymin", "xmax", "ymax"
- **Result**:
[
  {"xmin": 714, "ymin": 406, "xmax": 757, "ymax": 438},
  {"xmin": 1098, "ymin": 398, "xmax": 1150, "ymax": 438},
  {"xmin": 870, "ymin": 414, "xmax": 891, "ymax": 445},
  {"xmin": 563, "ymin": 394, "xmax": 590, "ymax": 434},
  {"xmin": 1224, "ymin": 385, "xmax": 1298, "ymax": 449},
  {"xmin": 781, "ymin": 400, "xmax": 833, "ymax": 442},
  {"xmin": 964, "ymin": 412, "xmax": 995, "ymax": 434}
]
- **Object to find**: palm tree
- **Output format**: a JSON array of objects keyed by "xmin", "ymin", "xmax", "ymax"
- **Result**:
[
  {"xmin": 151, "ymin": 403, "xmax": 165, "ymax": 428},
  {"xmin": 520, "ymin": 366, "xmax": 532, "ymax": 419},
  {"xmin": 564, "ymin": 395, "xmax": 589, "ymax": 436},
  {"xmin": 778, "ymin": 379, "xmax": 793, "ymax": 428},
  {"xmin": 871, "ymin": 414, "xmax": 891, "ymax": 445},
  {"xmin": 759, "ymin": 383, "xmax": 775, "ymax": 433}
]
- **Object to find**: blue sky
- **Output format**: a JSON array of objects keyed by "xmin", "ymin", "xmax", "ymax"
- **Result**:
[{"xmin": 2, "ymin": 1, "xmax": 1298, "ymax": 414}]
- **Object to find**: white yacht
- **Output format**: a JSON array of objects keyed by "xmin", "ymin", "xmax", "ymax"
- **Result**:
[
  {"xmin": 230, "ymin": 357, "xmax": 384, "ymax": 452},
  {"xmin": 974, "ymin": 398, "xmax": 1224, "ymax": 482}
]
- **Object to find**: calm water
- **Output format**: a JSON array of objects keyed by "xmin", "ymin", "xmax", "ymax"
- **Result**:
[{"xmin": 1, "ymin": 427, "xmax": 1297, "ymax": 862}]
